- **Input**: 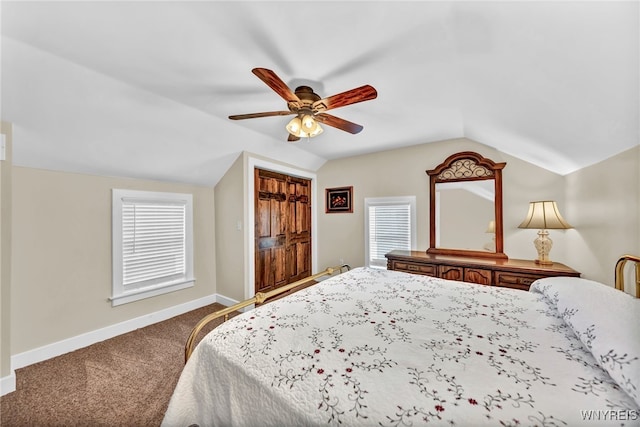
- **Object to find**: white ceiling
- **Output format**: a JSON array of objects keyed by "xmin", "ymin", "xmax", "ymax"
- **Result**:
[{"xmin": 1, "ymin": 1, "xmax": 638, "ymax": 186}]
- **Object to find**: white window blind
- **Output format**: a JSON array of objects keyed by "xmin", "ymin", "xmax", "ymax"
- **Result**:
[
  {"xmin": 365, "ymin": 197, "xmax": 416, "ymax": 268},
  {"xmin": 122, "ymin": 200, "xmax": 186, "ymax": 288},
  {"xmin": 112, "ymin": 189, "xmax": 194, "ymax": 306}
]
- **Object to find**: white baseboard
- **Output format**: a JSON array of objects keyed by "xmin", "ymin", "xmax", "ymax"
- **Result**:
[
  {"xmin": 0, "ymin": 371, "xmax": 15, "ymax": 396},
  {"xmin": 1, "ymin": 293, "xmax": 228, "ymax": 396},
  {"xmin": 216, "ymin": 293, "xmax": 254, "ymax": 312},
  {"xmin": 216, "ymin": 293, "xmax": 245, "ymax": 308}
]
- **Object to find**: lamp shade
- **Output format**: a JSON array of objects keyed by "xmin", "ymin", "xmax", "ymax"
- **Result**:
[
  {"xmin": 518, "ymin": 201, "xmax": 572, "ymax": 230},
  {"xmin": 485, "ymin": 220, "xmax": 496, "ymax": 233},
  {"xmin": 286, "ymin": 117, "xmax": 303, "ymax": 136},
  {"xmin": 301, "ymin": 114, "xmax": 319, "ymax": 134}
]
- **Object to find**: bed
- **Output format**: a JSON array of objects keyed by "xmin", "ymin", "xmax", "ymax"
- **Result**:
[{"xmin": 163, "ymin": 256, "xmax": 640, "ymax": 426}]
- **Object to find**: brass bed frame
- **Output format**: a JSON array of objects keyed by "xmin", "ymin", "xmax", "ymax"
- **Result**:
[
  {"xmin": 185, "ymin": 255, "xmax": 640, "ymax": 362},
  {"xmin": 185, "ymin": 264, "xmax": 351, "ymax": 361},
  {"xmin": 615, "ymin": 254, "xmax": 640, "ymax": 296}
]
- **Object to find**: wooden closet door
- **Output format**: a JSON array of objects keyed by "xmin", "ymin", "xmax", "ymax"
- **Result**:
[
  {"xmin": 287, "ymin": 177, "xmax": 311, "ymax": 283},
  {"xmin": 255, "ymin": 169, "xmax": 312, "ymax": 294},
  {"xmin": 255, "ymin": 170, "xmax": 288, "ymax": 293}
]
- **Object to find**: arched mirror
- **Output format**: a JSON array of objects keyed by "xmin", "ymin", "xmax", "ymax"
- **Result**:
[{"xmin": 426, "ymin": 151, "xmax": 508, "ymax": 260}]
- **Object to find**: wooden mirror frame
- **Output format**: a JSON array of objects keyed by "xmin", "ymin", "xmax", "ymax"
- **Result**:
[{"xmin": 426, "ymin": 151, "xmax": 508, "ymax": 260}]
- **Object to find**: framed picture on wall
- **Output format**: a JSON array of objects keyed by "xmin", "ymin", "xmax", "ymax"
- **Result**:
[{"xmin": 325, "ymin": 186, "xmax": 353, "ymax": 213}]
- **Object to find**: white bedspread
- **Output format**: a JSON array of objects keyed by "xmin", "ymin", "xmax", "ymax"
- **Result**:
[{"xmin": 163, "ymin": 267, "xmax": 639, "ymax": 426}]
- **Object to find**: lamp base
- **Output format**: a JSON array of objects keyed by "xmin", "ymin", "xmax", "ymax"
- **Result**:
[{"xmin": 533, "ymin": 229, "xmax": 554, "ymax": 266}]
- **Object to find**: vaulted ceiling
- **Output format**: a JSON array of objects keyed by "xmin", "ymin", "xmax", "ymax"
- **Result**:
[{"xmin": 1, "ymin": 1, "xmax": 638, "ymax": 186}]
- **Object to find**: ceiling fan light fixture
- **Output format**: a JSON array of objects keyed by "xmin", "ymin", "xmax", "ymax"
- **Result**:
[
  {"xmin": 301, "ymin": 114, "xmax": 318, "ymax": 132},
  {"xmin": 286, "ymin": 116, "xmax": 303, "ymax": 136},
  {"xmin": 309, "ymin": 122, "xmax": 323, "ymax": 137},
  {"xmin": 286, "ymin": 114, "xmax": 323, "ymax": 139}
]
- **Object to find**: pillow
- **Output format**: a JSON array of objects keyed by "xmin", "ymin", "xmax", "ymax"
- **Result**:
[{"xmin": 530, "ymin": 276, "xmax": 640, "ymax": 407}]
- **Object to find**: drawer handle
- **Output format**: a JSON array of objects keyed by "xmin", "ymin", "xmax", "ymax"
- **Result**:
[
  {"xmin": 500, "ymin": 275, "xmax": 535, "ymax": 286},
  {"xmin": 408, "ymin": 265, "xmax": 419, "ymax": 271}
]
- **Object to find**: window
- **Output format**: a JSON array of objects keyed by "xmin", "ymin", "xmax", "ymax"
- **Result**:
[
  {"xmin": 112, "ymin": 189, "xmax": 194, "ymax": 306},
  {"xmin": 365, "ymin": 196, "xmax": 416, "ymax": 268}
]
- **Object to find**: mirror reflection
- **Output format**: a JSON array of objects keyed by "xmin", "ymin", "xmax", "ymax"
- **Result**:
[{"xmin": 435, "ymin": 180, "xmax": 495, "ymax": 252}]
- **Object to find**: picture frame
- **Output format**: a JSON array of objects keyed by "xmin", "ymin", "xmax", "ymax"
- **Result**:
[{"xmin": 325, "ymin": 186, "xmax": 353, "ymax": 213}]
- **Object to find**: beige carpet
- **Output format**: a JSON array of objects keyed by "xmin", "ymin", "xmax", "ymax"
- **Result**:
[{"xmin": 1, "ymin": 303, "xmax": 232, "ymax": 427}]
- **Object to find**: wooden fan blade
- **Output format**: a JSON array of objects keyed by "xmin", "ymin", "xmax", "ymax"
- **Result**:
[
  {"xmin": 315, "ymin": 113, "xmax": 364, "ymax": 134},
  {"xmin": 252, "ymin": 68, "xmax": 301, "ymax": 105},
  {"xmin": 312, "ymin": 85, "xmax": 377, "ymax": 112},
  {"xmin": 287, "ymin": 133, "xmax": 300, "ymax": 142},
  {"xmin": 229, "ymin": 111, "xmax": 294, "ymax": 120}
]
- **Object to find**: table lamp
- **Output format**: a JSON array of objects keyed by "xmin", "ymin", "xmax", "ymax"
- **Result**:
[{"xmin": 518, "ymin": 201, "xmax": 572, "ymax": 265}]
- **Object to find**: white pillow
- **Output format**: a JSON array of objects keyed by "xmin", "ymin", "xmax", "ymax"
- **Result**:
[{"xmin": 531, "ymin": 276, "xmax": 640, "ymax": 407}]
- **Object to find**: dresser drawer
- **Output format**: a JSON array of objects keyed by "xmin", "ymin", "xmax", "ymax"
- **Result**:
[
  {"xmin": 494, "ymin": 272, "xmax": 539, "ymax": 291},
  {"xmin": 464, "ymin": 268, "xmax": 492, "ymax": 285},
  {"xmin": 391, "ymin": 261, "xmax": 438, "ymax": 277},
  {"xmin": 439, "ymin": 265, "xmax": 463, "ymax": 281}
]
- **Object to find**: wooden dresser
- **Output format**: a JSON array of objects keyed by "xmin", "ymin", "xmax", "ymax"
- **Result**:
[{"xmin": 385, "ymin": 250, "xmax": 580, "ymax": 291}]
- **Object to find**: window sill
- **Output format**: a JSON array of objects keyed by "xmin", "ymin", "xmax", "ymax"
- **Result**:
[{"xmin": 110, "ymin": 279, "xmax": 195, "ymax": 307}]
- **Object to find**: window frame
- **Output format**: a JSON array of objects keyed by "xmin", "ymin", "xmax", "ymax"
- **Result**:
[
  {"xmin": 111, "ymin": 189, "xmax": 194, "ymax": 306},
  {"xmin": 364, "ymin": 196, "xmax": 417, "ymax": 268}
]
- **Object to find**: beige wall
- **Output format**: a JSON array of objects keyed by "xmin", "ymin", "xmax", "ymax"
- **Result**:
[
  {"xmin": 11, "ymin": 167, "xmax": 216, "ymax": 354},
  {"xmin": 316, "ymin": 138, "xmax": 566, "ymax": 270},
  {"xmin": 316, "ymin": 138, "xmax": 638, "ymax": 285},
  {"xmin": 564, "ymin": 146, "xmax": 640, "ymax": 285},
  {"xmin": 1, "ymin": 122, "xmax": 13, "ymax": 379},
  {"xmin": 214, "ymin": 153, "xmax": 245, "ymax": 302}
]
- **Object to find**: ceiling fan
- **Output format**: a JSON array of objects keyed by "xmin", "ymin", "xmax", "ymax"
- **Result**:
[{"xmin": 229, "ymin": 68, "xmax": 377, "ymax": 142}]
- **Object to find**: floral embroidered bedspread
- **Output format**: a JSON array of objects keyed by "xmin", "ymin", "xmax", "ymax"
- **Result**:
[{"xmin": 163, "ymin": 267, "xmax": 639, "ymax": 427}]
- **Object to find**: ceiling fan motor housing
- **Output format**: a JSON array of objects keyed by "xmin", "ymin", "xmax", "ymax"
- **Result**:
[{"xmin": 289, "ymin": 86, "xmax": 323, "ymax": 114}]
